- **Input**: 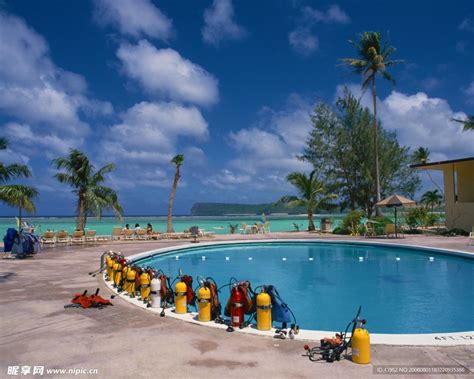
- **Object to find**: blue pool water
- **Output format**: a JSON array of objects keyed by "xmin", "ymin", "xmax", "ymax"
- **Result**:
[{"xmin": 135, "ymin": 242, "xmax": 474, "ymax": 334}]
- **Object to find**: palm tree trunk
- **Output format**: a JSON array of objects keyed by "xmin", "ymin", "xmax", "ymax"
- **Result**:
[
  {"xmin": 307, "ymin": 209, "xmax": 315, "ymax": 231},
  {"xmin": 76, "ymin": 192, "xmax": 85, "ymax": 231},
  {"xmin": 167, "ymin": 168, "xmax": 180, "ymax": 233},
  {"xmin": 18, "ymin": 206, "xmax": 22, "ymax": 232},
  {"xmin": 372, "ymin": 77, "xmax": 382, "ymax": 217}
]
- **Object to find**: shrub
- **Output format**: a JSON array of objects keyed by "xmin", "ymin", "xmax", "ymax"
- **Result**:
[
  {"xmin": 441, "ymin": 228, "xmax": 469, "ymax": 237},
  {"xmin": 404, "ymin": 207, "xmax": 428, "ymax": 230},
  {"xmin": 332, "ymin": 226, "xmax": 350, "ymax": 235},
  {"xmin": 341, "ymin": 210, "xmax": 364, "ymax": 236}
]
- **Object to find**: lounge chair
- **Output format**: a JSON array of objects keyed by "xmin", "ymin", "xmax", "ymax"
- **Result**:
[
  {"xmin": 240, "ymin": 223, "xmax": 248, "ymax": 234},
  {"xmin": 41, "ymin": 231, "xmax": 56, "ymax": 247},
  {"xmin": 364, "ymin": 222, "xmax": 376, "ymax": 238},
  {"xmin": 111, "ymin": 227, "xmax": 122, "ymax": 240},
  {"xmin": 469, "ymin": 227, "xmax": 474, "ymax": 246},
  {"xmin": 262, "ymin": 222, "xmax": 270, "ymax": 234},
  {"xmin": 189, "ymin": 226, "xmax": 200, "ymax": 243},
  {"xmin": 56, "ymin": 231, "xmax": 70, "ymax": 245},
  {"xmin": 385, "ymin": 224, "xmax": 396, "ymax": 238},
  {"xmin": 124, "ymin": 229, "xmax": 135, "ymax": 240},
  {"xmin": 136, "ymin": 229, "xmax": 147, "ymax": 240},
  {"xmin": 71, "ymin": 231, "xmax": 85, "ymax": 244},
  {"xmin": 85, "ymin": 230, "xmax": 97, "ymax": 242}
]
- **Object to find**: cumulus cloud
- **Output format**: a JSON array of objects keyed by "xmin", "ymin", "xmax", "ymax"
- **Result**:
[
  {"xmin": 206, "ymin": 95, "xmax": 313, "ymax": 192},
  {"xmin": 0, "ymin": 11, "xmax": 111, "ymax": 145},
  {"xmin": 288, "ymin": 28, "xmax": 319, "ymax": 55},
  {"xmin": 99, "ymin": 101, "xmax": 209, "ymax": 188},
  {"xmin": 3, "ymin": 123, "xmax": 79, "ymax": 156},
  {"xmin": 303, "ymin": 5, "xmax": 351, "ymax": 24},
  {"xmin": 202, "ymin": 0, "xmax": 246, "ymax": 46},
  {"xmin": 93, "ymin": 0, "xmax": 173, "ymax": 40},
  {"xmin": 289, "ymin": 4, "xmax": 349, "ymax": 55},
  {"xmin": 117, "ymin": 40, "xmax": 219, "ymax": 106},
  {"xmin": 336, "ymin": 84, "xmax": 474, "ymax": 161}
]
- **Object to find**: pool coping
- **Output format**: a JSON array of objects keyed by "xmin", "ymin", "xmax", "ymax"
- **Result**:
[{"xmin": 105, "ymin": 239, "xmax": 474, "ymax": 346}]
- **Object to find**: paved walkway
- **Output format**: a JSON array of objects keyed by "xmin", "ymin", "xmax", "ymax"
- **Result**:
[{"xmin": 0, "ymin": 234, "xmax": 473, "ymax": 378}]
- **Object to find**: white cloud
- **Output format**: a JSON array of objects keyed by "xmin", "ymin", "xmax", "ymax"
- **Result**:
[
  {"xmin": 117, "ymin": 40, "xmax": 219, "ymax": 106},
  {"xmin": 206, "ymin": 95, "xmax": 313, "ymax": 191},
  {"xmin": 202, "ymin": 0, "xmax": 247, "ymax": 46},
  {"xmin": 99, "ymin": 101, "xmax": 209, "ymax": 188},
  {"xmin": 303, "ymin": 5, "xmax": 351, "ymax": 24},
  {"xmin": 94, "ymin": 0, "xmax": 173, "ymax": 40},
  {"xmin": 289, "ymin": 4, "xmax": 349, "ymax": 55},
  {"xmin": 458, "ymin": 18, "xmax": 474, "ymax": 32},
  {"xmin": 3, "ymin": 123, "xmax": 79, "ymax": 156},
  {"xmin": 288, "ymin": 28, "xmax": 319, "ymax": 55},
  {"xmin": 336, "ymin": 84, "xmax": 474, "ymax": 160},
  {"xmin": 0, "ymin": 11, "xmax": 111, "ymax": 155}
]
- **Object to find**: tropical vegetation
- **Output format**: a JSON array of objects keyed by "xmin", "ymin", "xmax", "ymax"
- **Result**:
[
  {"xmin": 167, "ymin": 154, "xmax": 184, "ymax": 233},
  {"xmin": 421, "ymin": 189, "xmax": 443, "ymax": 213},
  {"xmin": 0, "ymin": 137, "xmax": 38, "ymax": 229},
  {"xmin": 340, "ymin": 31, "xmax": 404, "ymax": 215},
  {"xmin": 52, "ymin": 149, "xmax": 123, "ymax": 231},
  {"xmin": 301, "ymin": 88, "xmax": 420, "ymax": 217},
  {"xmin": 451, "ymin": 115, "xmax": 474, "ymax": 131},
  {"xmin": 278, "ymin": 170, "xmax": 337, "ymax": 231},
  {"xmin": 411, "ymin": 147, "xmax": 443, "ymax": 194}
]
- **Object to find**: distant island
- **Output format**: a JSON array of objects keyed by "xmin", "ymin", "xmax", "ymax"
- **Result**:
[{"xmin": 190, "ymin": 202, "xmax": 307, "ymax": 216}]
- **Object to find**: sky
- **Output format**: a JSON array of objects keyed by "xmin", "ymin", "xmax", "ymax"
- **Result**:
[{"xmin": 0, "ymin": 0, "xmax": 473, "ymax": 216}]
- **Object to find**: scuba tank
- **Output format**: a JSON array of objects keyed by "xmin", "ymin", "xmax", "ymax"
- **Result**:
[
  {"xmin": 256, "ymin": 289, "xmax": 272, "ymax": 331},
  {"xmin": 150, "ymin": 274, "xmax": 162, "ymax": 308},
  {"xmin": 174, "ymin": 280, "xmax": 187, "ymax": 314},
  {"xmin": 139, "ymin": 269, "xmax": 152, "ymax": 303},
  {"xmin": 225, "ymin": 281, "xmax": 255, "ymax": 328}
]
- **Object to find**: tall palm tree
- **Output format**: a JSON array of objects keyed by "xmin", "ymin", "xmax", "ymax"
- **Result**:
[
  {"xmin": 421, "ymin": 189, "xmax": 443, "ymax": 213},
  {"xmin": 451, "ymin": 115, "xmax": 474, "ymax": 131},
  {"xmin": 411, "ymin": 147, "xmax": 444, "ymax": 195},
  {"xmin": 340, "ymin": 31, "xmax": 404, "ymax": 215},
  {"xmin": 278, "ymin": 171, "xmax": 337, "ymax": 231},
  {"xmin": 52, "ymin": 149, "xmax": 123, "ymax": 231},
  {"xmin": 167, "ymin": 154, "xmax": 184, "ymax": 233},
  {"xmin": 0, "ymin": 137, "xmax": 37, "ymax": 228},
  {"xmin": 0, "ymin": 185, "xmax": 38, "ymax": 229}
]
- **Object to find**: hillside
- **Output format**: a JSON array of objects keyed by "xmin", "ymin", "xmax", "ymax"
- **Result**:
[{"xmin": 190, "ymin": 202, "xmax": 306, "ymax": 216}]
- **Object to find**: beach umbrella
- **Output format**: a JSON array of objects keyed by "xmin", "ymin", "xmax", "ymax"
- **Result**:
[{"xmin": 376, "ymin": 195, "xmax": 416, "ymax": 238}]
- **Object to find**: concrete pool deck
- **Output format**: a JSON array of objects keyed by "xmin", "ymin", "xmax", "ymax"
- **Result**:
[{"xmin": 1, "ymin": 233, "xmax": 473, "ymax": 378}]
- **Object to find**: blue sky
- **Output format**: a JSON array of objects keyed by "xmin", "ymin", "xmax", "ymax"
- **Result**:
[{"xmin": 0, "ymin": 0, "xmax": 473, "ymax": 216}]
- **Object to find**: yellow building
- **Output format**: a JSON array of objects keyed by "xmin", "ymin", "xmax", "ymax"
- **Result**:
[{"xmin": 412, "ymin": 157, "xmax": 474, "ymax": 232}]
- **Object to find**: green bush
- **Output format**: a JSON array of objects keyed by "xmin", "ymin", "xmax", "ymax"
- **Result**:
[
  {"xmin": 332, "ymin": 226, "xmax": 350, "ymax": 235},
  {"xmin": 341, "ymin": 210, "xmax": 364, "ymax": 236},
  {"xmin": 441, "ymin": 228, "xmax": 469, "ymax": 237},
  {"xmin": 425, "ymin": 213, "xmax": 440, "ymax": 227},
  {"xmin": 404, "ymin": 207, "xmax": 428, "ymax": 230}
]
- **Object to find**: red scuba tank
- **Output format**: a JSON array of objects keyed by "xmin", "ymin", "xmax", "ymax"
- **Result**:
[{"xmin": 230, "ymin": 287, "xmax": 244, "ymax": 327}]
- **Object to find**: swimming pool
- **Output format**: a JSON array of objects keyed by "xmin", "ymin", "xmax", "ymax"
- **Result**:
[{"xmin": 134, "ymin": 241, "xmax": 474, "ymax": 334}]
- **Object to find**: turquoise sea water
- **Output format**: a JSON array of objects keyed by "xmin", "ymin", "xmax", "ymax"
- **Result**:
[
  {"xmin": 0, "ymin": 214, "xmax": 344, "ymax": 237},
  {"xmin": 136, "ymin": 242, "xmax": 474, "ymax": 333}
]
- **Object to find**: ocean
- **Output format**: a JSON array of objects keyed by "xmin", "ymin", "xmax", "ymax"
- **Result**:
[{"xmin": 0, "ymin": 214, "xmax": 345, "ymax": 237}]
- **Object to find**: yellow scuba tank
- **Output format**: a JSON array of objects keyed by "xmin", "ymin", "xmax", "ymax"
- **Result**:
[
  {"xmin": 126, "ymin": 268, "xmax": 137, "ymax": 298},
  {"xmin": 256, "ymin": 290, "xmax": 272, "ymax": 331},
  {"xmin": 352, "ymin": 325, "xmax": 370, "ymax": 364},
  {"xmin": 105, "ymin": 255, "xmax": 113, "ymax": 281},
  {"xmin": 174, "ymin": 281, "xmax": 187, "ymax": 314},
  {"xmin": 197, "ymin": 286, "xmax": 211, "ymax": 322},
  {"xmin": 121, "ymin": 266, "xmax": 129, "ymax": 293},
  {"xmin": 139, "ymin": 272, "xmax": 151, "ymax": 303},
  {"xmin": 113, "ymin": 262, "xmax": 122, "ymax": 288}
]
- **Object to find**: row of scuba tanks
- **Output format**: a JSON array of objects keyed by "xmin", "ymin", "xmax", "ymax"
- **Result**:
[{"xmin": 104, "ymin": 252, "xmax": 299, "ymax": 336}]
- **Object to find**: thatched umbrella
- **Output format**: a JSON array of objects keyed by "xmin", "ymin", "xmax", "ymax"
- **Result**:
[{"xmin": 376, "ymin": 195, "xmax": 416, "ymax": 238}]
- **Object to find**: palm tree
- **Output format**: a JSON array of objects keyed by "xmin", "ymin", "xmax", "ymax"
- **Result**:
[
  {"xmin": 340, "ymin": 31, "xmax": 404, "ymax": 215},
  {"xmin": 52, "ymin": 149, "xmax": 123, "ymax": 231},
  {"xmin": 278, "ymin": 171, "xmax": 337, "ymax": 231},
  {"xmin": 411, "ymin": 146, "xmax": 444, "ymax": 195},
  {"xmin": 166, "ymin": 154, "xmax": 184, "ymax": 233},
  {"xmin": 421, "ymin": 189, "xmax": 443, "ymax": 213},
  {"xmin": 0, "ymin": 185, "xmax": 38, "ymax": 230},
  {"xmin": 0, "ymin": 137, "xmax": 37, "ymax": 228},
  {"xmin": 451, "ymin": 115, "xmax": 474, "ymax": 131}
]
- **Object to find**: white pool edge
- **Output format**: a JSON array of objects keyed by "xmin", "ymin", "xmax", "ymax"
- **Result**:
[{"xmin": 105, "ymin": 239, "xmax": 474, "ymax": 346}]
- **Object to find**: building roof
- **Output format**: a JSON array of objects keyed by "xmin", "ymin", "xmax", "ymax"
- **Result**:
[{"xmin": 411, "ymin": 156, "xmax": 474, "ymax": 169}]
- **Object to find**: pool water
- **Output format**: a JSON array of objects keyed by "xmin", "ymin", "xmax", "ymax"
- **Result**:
[{"xmin": 136, "ymin": 242, "xmax": 474, "ymax": 334}]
